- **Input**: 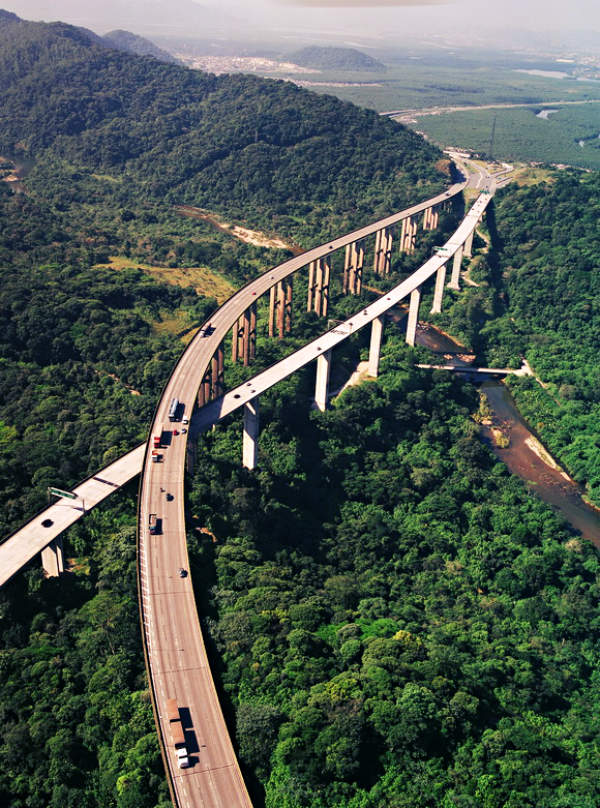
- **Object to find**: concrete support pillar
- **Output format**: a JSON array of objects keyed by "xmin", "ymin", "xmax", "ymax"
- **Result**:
[
  {"xmin": 423, "ymin": 207, "xmax": 432, "ymax": 230},
  {"xmin": 449, "ymin": 245, "xmax": 463, "ymax": 290},
  {"xmin": 249, "ymin": 302, "xmax": 257, "ymax": 360},
  {"xmin": 429, "ymin": 206, "xmax": 439, "ymax": 229},
  {"xmin": 321, "ymin": 258, "xmax": 330, "ymax": 318},
  {"xmin": 309, "ymin": 259, "xmax": 330, "ymax": 317},
  {"xmin": 270, "ymin": 281, "xmax": 292, "ymax": 338},
  {"xmin": 376, "ymin": 228, "xmax": 393, "ymax": 275},
  {"xmin": 277, "ymin": 281, "xmax": 285, "ymax": 338},
  {"xmin": 348, "ymin": 241, "xmax": 364, "ymax": 295},
  {"xmin": 269, "ymin": 285, "xmax": 277, "ymax": 338},
  {"xmin": 400, "ymin": 215, "xmax": 418, "ymax": 254},
  {"xmin": 343, "ymin": 244, "xmax": 351, "ymax": 294},
  {"xmin": 243, "ymin": 308, "xmax": 251, "ymax": 366},
  {"xmin": 307, "ymin": 261, "xmax": 315, "ymax": 311},
  {"xmin": 406, "ymin": 288, "xmax": 421, "ymax": 347},
  {"xmin": 315, "ymin": 350, "xmax": 331, "ymax": 412},
  {"xmin": 234, "ymin": 305, "xmax": 255, "ymax": 364},
  {"xmin": 368, "ymin": 316, "xmax": 385, "ymax": 378},
  {"xmin": 198, "ymin": 367, "xmax": 212, "ymax": 407},
  {"xmin": 373, "ymin": 229, "xmax": 382, "ymax": 274},
  {"xmin": 231, "ymin": 319, "xmax": 239, "ymax": 363},
  {"xmin": 242, "ymin": 397, "xmax": 259, "ymax": 471},
  {"xmin": 211, "ymin": 343, "xmax": 225, "ymax": 397},
  {"xmin": 41, "ymin": 537, "xmax": 64, "ymax": 578},
  {"xmin": 314, "ymin": 260, "xmax": 323, "ymax": 315},
  {"xmin": 284, "ymin": 278, "xmax": 293, "ymax": 334},
  {"xmin": 431, "ymin": 263, "xmax": 447, "ymax": 314},
  {"xmin": 464, "ymin": 228, "xmax": 475, "ymax": 258}
]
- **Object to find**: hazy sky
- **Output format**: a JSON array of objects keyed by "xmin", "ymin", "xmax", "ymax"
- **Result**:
[
  {"xmin": 3, "ymin": 0, "xmax": 598, "ymax": 42},
  {"xmin": 229, "ymin": 0, "xmax": 598, "ymax": 34}
]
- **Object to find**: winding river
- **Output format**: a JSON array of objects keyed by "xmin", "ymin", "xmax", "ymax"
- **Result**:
[{"xmin": 415, "ymin": 323, "xmax": 600, "ymax": 544}]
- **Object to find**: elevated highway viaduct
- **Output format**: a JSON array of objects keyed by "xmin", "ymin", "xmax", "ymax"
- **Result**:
[{"xmin": 1, "ymin": 167, "xmax": 496, "ymax": 807}]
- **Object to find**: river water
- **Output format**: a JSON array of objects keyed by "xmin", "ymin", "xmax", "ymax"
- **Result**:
[{"xmin": 414, "ymin": 322, "xmax": 600, "ymax": 544}]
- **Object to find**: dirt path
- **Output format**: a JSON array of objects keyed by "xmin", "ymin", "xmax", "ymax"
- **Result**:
[{"xmin": 174, "ymin": 205, "xmax": 303, "ymax": 255}]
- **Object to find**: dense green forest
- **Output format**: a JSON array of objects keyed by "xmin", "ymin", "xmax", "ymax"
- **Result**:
[
  {"xmin": 0, "ymin": 497, "xmax": 171, "ymax": 808},
  {"xmin": 433, "ymin": 169, "xmax": 600, "ymax": 506},
  {"xmin": 189, "ymin": 328, "xmax": 600, "ymax": 807}
]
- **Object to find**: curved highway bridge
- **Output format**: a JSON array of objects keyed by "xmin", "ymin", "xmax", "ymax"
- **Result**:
[{"xmin": 1, "ymin": 159, "xmax": 498, "ymax": 808}]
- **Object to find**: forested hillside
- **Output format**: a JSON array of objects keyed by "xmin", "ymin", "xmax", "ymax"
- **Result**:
[
  {"xmin": 0, "ymin": 11, "xmax": 445, "ymax": 240},
  {"xmin": 434, "ymin": 170, "xmax": 600, "ymax": 506}
]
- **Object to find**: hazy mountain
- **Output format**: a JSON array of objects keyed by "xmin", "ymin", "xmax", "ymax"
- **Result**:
[
  {"xmin": 288, "ymin": 46, "xmax": 386, "ymax": 73},
  {"xmin": 103, "ymin": 29, "xmax": 179, "ymax": 63}
]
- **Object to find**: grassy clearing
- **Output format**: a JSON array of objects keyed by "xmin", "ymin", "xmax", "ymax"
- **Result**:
[
  {"xmin": 512, "ymin": 165, "xmax": 558, "ymax": 186},
  {"xmin": 95, "ymin": 255, "xmax": 236, "ymax": 303}
]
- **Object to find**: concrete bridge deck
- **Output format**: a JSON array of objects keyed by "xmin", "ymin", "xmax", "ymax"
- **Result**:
[{"xmin": 0, "ymin": 444, "xmax": 145, "ymax": 587}]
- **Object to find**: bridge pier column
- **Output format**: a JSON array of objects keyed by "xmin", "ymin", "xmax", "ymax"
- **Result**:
[
  {"xmin": 343, "ymin": 244, "xmax": 352, "ymax": 293},
  {"xmin": 381, "ymin": 228, "xmax": 393, "ymax": 275},
  {"xmin": 242, "ymin": 396, "xmax": 260, "ymax": 471},
  {"xmin": 312, "ymin": 258, "xmax": 330, "ymax": 317},
  {"xmin": 314, "ymin": 260, "xmax": 323, "ymax": 315},
  {"xmin": 464, "ymin": 228, "xmax": 475, "ymax": 258},
  {"xmin": 231, "ymin": 319, "xmax": 239, "ymax": 363},
  {"xmin": 284, "ymin": 278, "xmax": 293, "ymax": 334},
  {"xmin": 277, "ymin": 281, "xmax": 285, "ymax": 337},
  {"xmin": 269, "ymin": 285, "xmax": 277, "ymax": 337},
  {"xmin": 347, "ymin": 241, "xmax": 364, "ymax": 295},
  {"xmin": 373, "ymin": 228, "xmax": 393, "ymax": 275},
  {"xmin": 41, "ymin": 537, "xmax": 64, "ymax": 578},
  {"xmin": 429, "ymin": 206, "xmax": 439, "ymax": 229},
  {"xmin": 368, "ymin": 316, "xmax": 385, "ymax": 378},
  {"xmin": 198, "ymin": 367, "xmax": 212, "ymax": 407},
  {"xmin": 431, "ymin": 263, "xmax": 447, "ymax": 314},
  {"xmin": 243, "ymin": 308, "xmax": 251, "ymax": 366},
  {"xmin": 373, "ymin": 229, "xmax": 382, "ymax": 274},
  {"xmin": 423, "ymin": 207, "xmax": 432, "ymax": 230},
  {"xmin": 406, "ymin": 288, "xmax": 421, "ymax": 347},
  {"xmin": 249, "ymin": 302, "xmax": 257, "ymax": 360},
  {"xmin": 315, "ymin": 350, "xmax": 331, "ymax": 412},
  {"xmin": 449, "ymin": 245, "xmax": 463, "ymax": 290},
  {"xmin": 307, "ymin": 261, "xmax": 315, "ymax": 311},
  {"xmin": 211, "ymin": 344, "xmax": 225, "ymax": 397},
  {"xmin": 401, "ymin": 215, "xmax": 418, "ymax": 254}
]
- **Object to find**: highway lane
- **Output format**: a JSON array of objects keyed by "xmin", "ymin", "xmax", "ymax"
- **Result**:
[{"xmin": 139, "ymin": 180, "xmax": 470, "ymax": 808}]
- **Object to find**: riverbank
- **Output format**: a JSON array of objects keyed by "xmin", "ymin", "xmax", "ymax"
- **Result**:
[{"xmin": 414, "ymin": 323, "xmax": 600, "ymax": 544}]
